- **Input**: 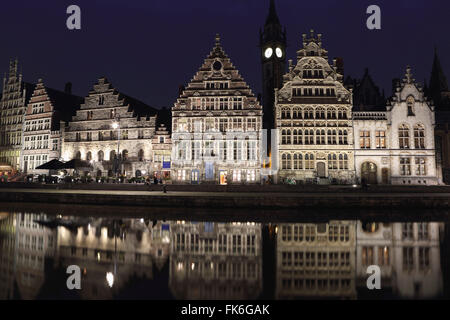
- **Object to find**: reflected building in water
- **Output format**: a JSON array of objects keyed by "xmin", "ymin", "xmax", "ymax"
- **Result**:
[
  {"xmin": 0, "ymin": 213, "xmax": 16, "ymax": 299},
  {"xmin": 0, "ymin": 212, "xmax": 447, "ymax": 300},
  {"xmin": 55, "ymin": 219, "xmax": 170, "ymax": 299},
  {"xmin": 14, "ymin": 213, "xmax": 57, "ymax": 299},
  {"xmin": 275, "ymin": 221, "xmax": 357, "ymax": 299},
  {"xmin": 0, "ymin": 212, "xmax": 58, "ymax": 300},
  {"xmin": 169, "ymin": 221, "xmax": 262, "ymax": 299},
  {"xmin": 356, "ymin": 222, "xmax": 443, "ymax": 298}
]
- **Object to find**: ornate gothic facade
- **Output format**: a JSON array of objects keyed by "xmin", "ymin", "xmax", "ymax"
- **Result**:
[
  {"xmin": 275, "ymin": 31, "xmax": 355, "ymax": 184},
  {"xmin": 171, "ymin": 35, "xmax": 263, "ymax": 184}
]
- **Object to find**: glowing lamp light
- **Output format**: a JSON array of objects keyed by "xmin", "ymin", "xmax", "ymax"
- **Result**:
[
  {"xmin": 111, "ymin": 122, "xmax": 119, "ymax": 130},
  {"xmin": 106, "ymin": 272, "xmax": 114, "ymax": 288}
]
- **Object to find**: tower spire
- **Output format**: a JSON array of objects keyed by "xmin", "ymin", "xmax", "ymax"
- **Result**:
[
  {"xmin": 265, "ymin": 0, "xmax": 280, "ymax": 26},
  {"xmin": 429, "ymin": 46, "xmax": 449, "ymax": 108},
  {"xmin": 430, "ymin": 46, "xmax": 448, "ymax": 92}
]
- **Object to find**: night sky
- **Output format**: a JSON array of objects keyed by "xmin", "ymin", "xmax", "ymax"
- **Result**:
[{"xmin": 1, "ymin": 0, "xmax": 449, "ymax": 108}]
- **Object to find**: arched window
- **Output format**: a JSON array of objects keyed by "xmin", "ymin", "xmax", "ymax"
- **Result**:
[
  {"xmin": 304, "ymin": 108, "xmax": 314, "ymax": 119},
  {"xmin": 75, "ymin": 151, "xmax": 81, "ymax": 160},
  {"xmin": 338, "ymin": 130, "xmax": 343, "ymax": 144},
  {"xmin": 281, "ymin": 129, "xmax": 287, "ymax": 145},
  {"xmin": 294, "ymin": 153, "xmax": 303, "ymax": 169},
  {"xmin": 305, "ymin": 153, "xmax": 314, "ymax": 170},
  {"xmin": 316, "ymin": 107, "xmax": 325, "ymax": 119},
  {"xmin": 138, "ymin": 149, "xmax": 145, "ymax": 161},
  {"xmin": 98, "ymin": 150, "xmax": 104, "ymax": 161},
  {"xmin": 343, "ymin": 130, "xmax": 348, "ymax": 145},
  {"xmin": 286, "ymin": 154, "xmax": 292, "ymax": 169},
  {"xmin": 328, "ymin": 154, "xmax": 337, "ymax": 170},
  {"xmin": 304, "ymin": 130, "xmax": 310, "ymax": 145},
  {"xmin": 122, "ymin": 150, "xmax": 129, "ymax": 161},
  {"xmin": 286, "ymin": 130, "xmax": 291, "ymax": 144},
  {"xmin": 339, "ymin": 154, "xmax": 348, "ymax": 169},
  {"xmin": 407, "ymin": 96, "xmax": 415, "ymax": 116},
  {"xmin": 109, "ymin": 150, "xmax": 116, "ymax": 161},
  {"xmin": 399, "ymin": 124, "xmax": 410, "ymax": 149},
  {"xmin": 282, "ymin": 154, "xmax": 288, "ymax": 170},
  {"xmin": 293, "ymin": 130, "xmax": 302, "ymax": 145},
  {"xmin": 414, "ymin": 124, "xmax": 425, "ymax": 149},
  {"xmin": 281, "ymin": 108, "xmax": 291, "ymax": 119},
  {"xmin": 86, "ymin": 151, "xmax": 92, "ymax": 161},
  {"xmin": 338, "ymin": 108, "xmax": 347, "ymax": 119},
  {"xmin": 327, "ymin": 108, "xmax": 336, "ymax": 119}
]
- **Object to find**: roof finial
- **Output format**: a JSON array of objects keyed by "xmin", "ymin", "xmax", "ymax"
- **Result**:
[
  {"xmin": 215, "ymin": 33, "xmax": 221, "ymax": 47},
  {"xmin": 405, "ymin": 65, "xmax": 414, "ymax": 84}
]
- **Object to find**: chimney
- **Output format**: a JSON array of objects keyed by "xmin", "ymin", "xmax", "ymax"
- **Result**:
[{"xmin": 65, "ymin": 82, "xmax": 72, "ymax": 95}]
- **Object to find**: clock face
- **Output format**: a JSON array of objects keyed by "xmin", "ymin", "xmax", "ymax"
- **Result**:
[
  {"xmin": 264, "ymin": 47, "xmax": 273, "ymax": 59},
  {"xmin": 276, "ymin": 47, "xmax": 283, "ymax": 58}
]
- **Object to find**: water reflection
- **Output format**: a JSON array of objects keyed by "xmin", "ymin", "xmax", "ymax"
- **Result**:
[{"xmin": 0, "ymin": 211, "xmax": 447, "ymax": 300}]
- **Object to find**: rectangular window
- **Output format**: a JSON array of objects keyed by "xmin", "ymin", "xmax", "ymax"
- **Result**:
[
  {"xmin": 400, "ymin": 157, "xmax": 411, "ymax": 176},
  {"xmin": 403, "ymin": 247, "xmax": 414, "ymax": 271},
  {"xmin": 419, "ymin": 247, "xmax": 430, "ymax": 270},
  {"xmin": 402, "ymin": 223, "xmax": 414, "ymax": 240},
  {"xmin": 375, "ymin": 131, "xmax": 386, "ymax": 149},
  {"xmin": 247, "ymin": 118, "xmax": 257, "ymax": 131},
  {"xmin": 360, "ymin": 131, "xmax": 371, "ymax": 149},
  {"xmin": 362, "ymin": 247, "xmax": 374, "ymax": 266},
  {"xmin": 415, "ymin": 157, "xmax": 426, "ymax": 176},
  {"xmin": 378, "ymin": 247, "xmax": 390, "ymax": 266}
]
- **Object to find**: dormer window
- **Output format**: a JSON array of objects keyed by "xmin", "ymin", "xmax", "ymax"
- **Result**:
[{"xmin": 99, "ymin": 95, "xmax": 104, "ymax": 105}]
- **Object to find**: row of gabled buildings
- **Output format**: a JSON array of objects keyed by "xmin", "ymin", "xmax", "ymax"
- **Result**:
[
  {"xmin": 0, "ymin": 59, "xmax": 172, "ymax": 179},
  {"xmin": 0, "ymin": 1, "xmax": 449, "ymax": 185}
]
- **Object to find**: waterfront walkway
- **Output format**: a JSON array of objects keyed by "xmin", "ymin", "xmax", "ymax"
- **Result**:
[{"xmin": 0, "ymin": 186, "xmax": 449, "ymax": 211}]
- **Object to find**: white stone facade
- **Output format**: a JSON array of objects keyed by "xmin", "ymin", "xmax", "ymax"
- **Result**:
[
  {"xmin": 356, "ymin": 221, "xmax": 443, "ymax": 298},
  {"xmin": 171, "ymin": 35, "xmax": 263, "ymax": 185},
  {"xmin": 353, "ymin": 67, "xmax": 438, "ymax": 185}
]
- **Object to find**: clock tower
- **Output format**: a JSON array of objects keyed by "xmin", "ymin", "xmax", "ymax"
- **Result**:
[{"xmin": 260, "ymin": 0, "xmax": 286, "ymax": 132}]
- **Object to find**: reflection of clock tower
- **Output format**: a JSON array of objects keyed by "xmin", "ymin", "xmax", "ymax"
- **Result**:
[{"xmin": 260, "ymin": 0, "xmax": 286, "ymax": 131}]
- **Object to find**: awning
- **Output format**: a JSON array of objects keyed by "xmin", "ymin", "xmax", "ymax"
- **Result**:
[
  {"xmin": 35, "ymin": 159, "xmax": 65, "ymax": 170},
  {"xmin": 59, "ymin": 159, "xmax": 92, "ymax": 170}
]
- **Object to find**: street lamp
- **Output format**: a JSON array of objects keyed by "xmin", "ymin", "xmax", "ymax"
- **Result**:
[{"xmin": 111, "ymin": 120, "xmax": 121, "ymax": 179}]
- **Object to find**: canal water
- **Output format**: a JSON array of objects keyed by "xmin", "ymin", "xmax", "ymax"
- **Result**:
[{"xmin": 0, "ymin": 204, "xmax": 449, "ymax": 300}]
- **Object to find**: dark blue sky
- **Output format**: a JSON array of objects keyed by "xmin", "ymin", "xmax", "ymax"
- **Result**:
[{"xmin": 1, "ymin": 0, "xmax": 449, "ymax": 108}]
